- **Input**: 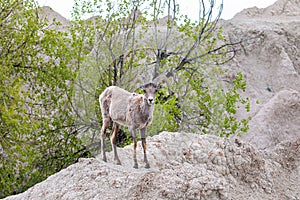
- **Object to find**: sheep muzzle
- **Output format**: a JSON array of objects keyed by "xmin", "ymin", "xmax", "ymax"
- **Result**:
[{"xmin": 147, "ymin": 96, "xmax": 154, "ymax": 105}]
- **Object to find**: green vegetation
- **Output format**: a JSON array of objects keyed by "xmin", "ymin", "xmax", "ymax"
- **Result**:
[
  {"xmin": 0, "ymin": 0, "xmax": 251, "ymax": 198},
  {"xmin": 0, "ymin": 1, "xmax": 91, "ymax": 197}
]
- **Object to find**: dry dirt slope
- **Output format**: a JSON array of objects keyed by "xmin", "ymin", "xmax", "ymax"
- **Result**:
[{"xmin": 4, "ymin": 0, "xmax": 300, "ymax": 199}]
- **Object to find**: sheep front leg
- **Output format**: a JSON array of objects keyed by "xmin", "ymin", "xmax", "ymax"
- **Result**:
[
  {"xmin": 133, "ymin": 136, "xmax": 138, "ymax": 169},
  {"xmin": 130, "ymin": 128, "xmax": 138, "ymax": 168},
  {"xmin": 111, "ymin": 123, "xmax": 121, "ymax": 165},
  {"xmin": 141, "ymin": 128, "xmax": 150, "ymax": 168},
  {"xmin": 101, "ymin": 118, "xmax": 110, "ymax": 162}
]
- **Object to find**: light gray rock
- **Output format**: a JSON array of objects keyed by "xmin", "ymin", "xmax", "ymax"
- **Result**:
[
  {"xmin": 221, "ymin": 0, "xmax": 300, "ymax": 149},
  {"xmin": 4, "ymin": 132, "xmax": 300, "ymax": 200},
  {"xmin": 233, "ymin": 0, "xmax": 300, "ymax": 19},
  {"xmin": 242, "ymin": 89, "xmax": 300, "ymax": 150}
]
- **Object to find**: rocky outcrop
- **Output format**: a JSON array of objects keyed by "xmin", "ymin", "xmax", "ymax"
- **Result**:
[
  {"xmin": 38, "ymin": 6, "xmax": 70, "ymax": 31},
  {"xmin": 243, "ymin": 89, "xmax": 300, "ymax": 150},
  {"xmin": 234, "ymin": 0, "xmax": 300, "ymax": 19},
  {"xmin": 4, "ymin": 132, "xmax": 300, "ymax": 200},
  {"xmin": 223, "ymin": 15, "xmax": 300, "ymax": 106},
  {"xmin": 220, "ymin": 0, "xmax": 300, "ymax": 149}
]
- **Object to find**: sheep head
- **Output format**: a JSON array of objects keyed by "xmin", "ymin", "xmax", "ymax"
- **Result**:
[{"xmin": 140, "ymin": 83, "xmax": 161, "ymax": 105}]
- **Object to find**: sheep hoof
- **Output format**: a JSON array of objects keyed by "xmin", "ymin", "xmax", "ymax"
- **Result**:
[
  {"xmin": 102, "ymin": 158, "xmax": 107, "ymax": 162},
  {"xmin": 116, "ymin": 161, "xmax": 121, "ymax": 165},
  {"xmin": 144, "ymin": 163, "xmax": 150, "ymax": 169},
  {"xmin": 133, "ymin": 163, "xmax": 138, "ymax": 169}
]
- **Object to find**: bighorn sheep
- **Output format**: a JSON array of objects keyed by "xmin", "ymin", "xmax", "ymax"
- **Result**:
[{"xmin": 99, "ymin": 83, "xmax": 160, "ymax": 168}]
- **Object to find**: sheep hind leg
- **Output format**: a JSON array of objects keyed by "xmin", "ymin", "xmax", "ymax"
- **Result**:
[
  {"xmin": 111, "ymin": 122, "xmax": 121, "ymax": 165},
  {"xmin": 101, "ymin": 118, "xmax": 110, "ymax": 162},
  {"xmin": 133, "ymin": 137, "xmax": 138, "ymax": 168}
]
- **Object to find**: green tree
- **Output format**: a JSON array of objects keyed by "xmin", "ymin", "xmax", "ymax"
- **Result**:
[
  {"xmin": 0, "ymin": 1, "xmax": 91, "ymax": 197},
  {"xmin": 71, "ymin": 0, "xmax": 251, "ymax": 143}
]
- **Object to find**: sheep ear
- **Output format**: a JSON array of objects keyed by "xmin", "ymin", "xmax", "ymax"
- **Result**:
[
  {"xmin": 156, "ymin": 83, "xmax": 163, "ymax": 90},
  {"xmin": 139, "ymin": 85, "xmax": 146, "ymax": 92}
]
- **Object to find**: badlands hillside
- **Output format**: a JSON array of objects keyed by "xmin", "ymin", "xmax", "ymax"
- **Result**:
[
  {"xmin": 5, "ymin": 0, "xmax": 300, "ymax": 199},
  {"xmin": 222, "ymin": 0, "xmax": 300, "ymax": 149}
]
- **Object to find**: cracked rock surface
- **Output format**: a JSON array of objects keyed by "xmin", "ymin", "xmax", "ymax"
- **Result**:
[{"xmin": 5, "ymin": 132, "xmax": 300, "ymax": 200}]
